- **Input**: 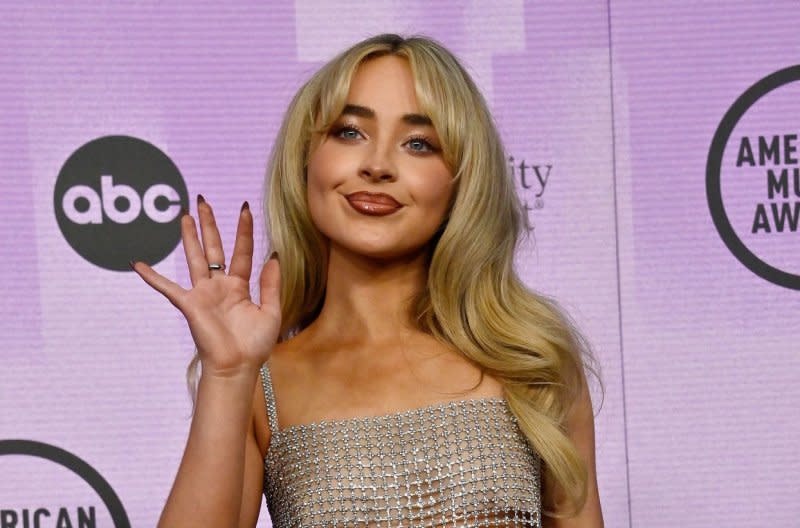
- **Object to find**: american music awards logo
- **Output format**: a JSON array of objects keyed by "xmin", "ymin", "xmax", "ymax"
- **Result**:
[
  {"xmin": 0, "ymin": 439, "xmax": 130, "ymax": 527},
  {"xmin": 707, "ymin": 65, "xmax": 800, "ymax": 290}
]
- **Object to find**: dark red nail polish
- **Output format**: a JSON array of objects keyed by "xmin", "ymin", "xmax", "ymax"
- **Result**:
[
  {"xmin": 241, "ymin": 201, "xmax": 249, "ymax": 212},
  {"xmin": 197, "ymin": 194, "xmax": 206, "ymax": 204},
  {"xmin": 269, "ymin": 251, "xmax": 279, "ymax": 262},
  {"xmin": 129, "ymin": 260, "xmax": 137, "ymax": 270},
  {"xmin": 181, "ymin": 206, "xmax": 189, "ymax": 217}
]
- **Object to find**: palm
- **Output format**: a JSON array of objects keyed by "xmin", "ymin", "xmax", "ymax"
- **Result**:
[
  {"xmin": 131, "ymin": 197, "xmax": 281, "ymax": 377},
  {"xmin": 183, "ymin": 273, "xmax": 279, "ymax": 373}
]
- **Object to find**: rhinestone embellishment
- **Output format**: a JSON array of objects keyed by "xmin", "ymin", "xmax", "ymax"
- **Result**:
[{"xmin": 260, "ymin": 363, "xmax": 542, "ymax": 527}]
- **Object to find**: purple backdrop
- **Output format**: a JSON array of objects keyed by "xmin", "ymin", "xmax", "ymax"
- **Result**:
[{"xmin": 1, "ymin": 1, "xmax": 797, "ymax": 526}]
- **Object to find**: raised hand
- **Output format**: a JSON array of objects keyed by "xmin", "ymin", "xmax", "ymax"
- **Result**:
[{"xmin": 130, "ymin": 194, "xmax": 281, "ymax": 379}]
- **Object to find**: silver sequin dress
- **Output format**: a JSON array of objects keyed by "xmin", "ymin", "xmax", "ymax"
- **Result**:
[{"xmin": 259, "ymin": 361, "xmax": 542, "ymax": 527}]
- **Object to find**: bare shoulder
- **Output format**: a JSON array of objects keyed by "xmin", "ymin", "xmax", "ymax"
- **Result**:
[
  {"xmin": 251, "ymin": 340, "xmax": 294, "ymax": 460},
  {"xmin": 251, "ymin": 364, "xmax": 269, "ymax": 460}
]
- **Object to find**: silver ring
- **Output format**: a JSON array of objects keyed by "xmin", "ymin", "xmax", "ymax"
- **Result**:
[{"xmin": 208, "ymin": 263, "xmax": 226, "ymax": 271}]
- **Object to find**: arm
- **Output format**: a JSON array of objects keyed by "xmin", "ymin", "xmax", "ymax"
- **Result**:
[
  {"xmin": 131, "ymin": 198, "xmax": 278, "ymax": 527},
  {"xmin": 543, "ymin": 380, "xmax": 604, "ymax": 528},
  {"xmin": 157, "ymin": 369, "xmax": 259, "ymax": 528},
  {"xmin": 238, "ymin": 377, "xmax": 268, "ymax": 528}
]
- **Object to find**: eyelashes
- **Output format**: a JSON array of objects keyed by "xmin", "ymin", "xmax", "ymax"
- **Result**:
[
  {"xmin": 406, "ymin": 135, "xmax": 439, "ymax": 153},
  {"xmin": 330, "ymin": 122, "xmax": 441, "ymax": 154},
  {"xmin": 331, "ymin": 124, "xmax": 364, "ymax": 141}
]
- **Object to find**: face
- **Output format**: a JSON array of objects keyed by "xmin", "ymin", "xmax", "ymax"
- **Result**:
[{"xmin": 305, "ymin": 55, "xmax": 454, "ymax": 261}]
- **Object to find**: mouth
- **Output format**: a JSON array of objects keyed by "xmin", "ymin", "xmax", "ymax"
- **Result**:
[
  {"xmin": 345, "ymin": 191, "xmax": 402, "ymax": 206},
  {"xmin": 344, "ymin": 191, "xmax": 403, "ymax": 216}
]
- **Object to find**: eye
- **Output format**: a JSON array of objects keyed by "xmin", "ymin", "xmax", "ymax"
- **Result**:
[
  {"xmin": 405, "ymin": 135, "xmax": 439, "ymax": 153},
  {"xmin": 331, "ymin": 124, "xmax": 364, "ymax": 141}
]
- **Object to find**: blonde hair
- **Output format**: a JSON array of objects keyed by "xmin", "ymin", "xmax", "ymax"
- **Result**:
[{"xmin": 187, "ymin": 33, "xmax": 603, "ymax": 520}]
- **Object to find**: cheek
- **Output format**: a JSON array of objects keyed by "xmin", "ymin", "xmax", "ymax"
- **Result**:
[
  {"xmin": 305, "ymin": 146, "xmax": 354, "ymax": 238},
  {"xmin": 305, "ymin": 169, "xmax": 333, "ymax": 231},
  {"xmin": 306, "ymin": 146, "xmax": 340, "ymax": 206},
  {"xmin": 412, "ymin": 169, "xmax": 455, "ymax": 213},
  {"xmin": 305, "ymin": 140, "xmax": 360, "ymax": 192}
]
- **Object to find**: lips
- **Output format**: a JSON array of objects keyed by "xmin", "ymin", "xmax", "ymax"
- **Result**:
[
  {"xmin": 344, "ymin": 191, "xmax": 403, "ymax": 216},
  {"xmin": 344, "ymin": 191, "xmax": 401, "ymax": 207}
]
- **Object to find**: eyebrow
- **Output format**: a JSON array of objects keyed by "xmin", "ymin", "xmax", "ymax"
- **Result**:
[{"xmin": 341, "ymin": 103, "xmax": 433, "ymax": 127}]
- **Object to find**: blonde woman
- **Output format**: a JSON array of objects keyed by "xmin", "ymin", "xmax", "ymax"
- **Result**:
[{"xmin": 132, "ymin": 33, "xmax": 604, "ymax": 528}]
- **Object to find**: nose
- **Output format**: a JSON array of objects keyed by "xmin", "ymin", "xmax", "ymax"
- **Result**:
[{"xmin": 358, "ymin": 143, "xmax": 397, "ymax": 182}]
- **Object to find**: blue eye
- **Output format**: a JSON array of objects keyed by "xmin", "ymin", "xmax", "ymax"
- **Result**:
[
  {"xmin": 406, "ymin": 136, "xmax": 438, "ymax": 153},
  {"xmin": 332, "ymin": 123, "xmax": 440, "ymax": 154},
  {"xmin": 334, "ymin": 125, "xmax": 362, "ymax": 140}
]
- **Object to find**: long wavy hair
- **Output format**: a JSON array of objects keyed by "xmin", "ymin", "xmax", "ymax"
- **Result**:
[{"xmin": 187, "ymin": 33, "xmax": 603, "ymax": 520}]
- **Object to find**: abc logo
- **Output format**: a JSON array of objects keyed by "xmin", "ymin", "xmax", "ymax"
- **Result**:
[
  {"xmin": 63, "ymin": 176, "xmax": 181, "ymax": 225},
  {"xmin": 54, "ymin": 135, "xmax": 188, "ymax": 271}
]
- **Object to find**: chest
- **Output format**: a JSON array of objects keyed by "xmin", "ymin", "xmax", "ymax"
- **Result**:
[
  {"xmin": 262, "ymin": 398, "xmax": 542, "ymax": 528},
  {"xmin": 272, "ymin": 344, "xmax": 505, "ymax": 431}
]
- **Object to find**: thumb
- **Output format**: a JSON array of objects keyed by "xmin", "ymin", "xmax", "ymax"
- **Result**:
[{"xmin": 131, "ymin": 261, "xmax": 187, "ymax": 312}]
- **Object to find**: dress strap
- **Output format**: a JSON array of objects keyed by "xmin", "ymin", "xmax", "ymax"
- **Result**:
[{"xmin": 259, "ymin": 360, "xmax": 279, "ymax": 435}]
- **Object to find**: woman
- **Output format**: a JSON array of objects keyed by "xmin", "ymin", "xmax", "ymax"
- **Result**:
[{"xmin": 132, "ymin": 33, "xmax": 604, "ymax": 527}]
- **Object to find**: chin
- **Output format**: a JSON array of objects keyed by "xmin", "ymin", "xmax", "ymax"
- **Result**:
[
  {"xmin": 348, "ymin": 243, "xmax": 403, "ymax": 260},
  {"xmin": 330, "ymin": 237, "xmax": 418, "ymax": 261}
]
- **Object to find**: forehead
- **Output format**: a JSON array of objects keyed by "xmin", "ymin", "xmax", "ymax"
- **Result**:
[{"xmin": 346, "ymin": 55, "xmax": 420, "ymax": 113}]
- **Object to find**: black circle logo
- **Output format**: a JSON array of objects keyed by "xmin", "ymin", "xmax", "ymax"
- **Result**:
[
  {"xmin": 0, "ymin": 439, "xmax": 130, "ymax": 527},
  {"xmin": 54, "ymin": 135, "xmax": 188, "ymax": 271},
  {"xmin": 707, "ymin": 65, "xmax": 800, "ymax": 290}
]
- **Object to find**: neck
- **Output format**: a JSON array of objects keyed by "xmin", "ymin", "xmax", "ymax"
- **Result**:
[{"xmin": 305, "ymin": 242, "xmax": 431, "ymax": 347}]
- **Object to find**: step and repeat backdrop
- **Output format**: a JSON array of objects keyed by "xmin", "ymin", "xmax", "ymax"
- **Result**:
[{"xmin": 1, "ymin": 2, "xmax": 798, "ymax": 527}]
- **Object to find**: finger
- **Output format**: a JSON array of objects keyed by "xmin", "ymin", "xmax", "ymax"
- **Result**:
[
  {"xmin": 197, "ymin": 194, "xmax": 226, "ymax": 277},
  {"xmin": 130, "ymin": 260, "xmax": 188, "ymax": 311},
  {"xmin": 259, "ymin": 253, "xmax": 281, "ymax": 317},
  {"xmin": 228, "ymin": 201, "xmax": 253, "ymax": 282},
  {"xmin": 181, "ymin": 209, "xmax": 208, "ymax": 287}
]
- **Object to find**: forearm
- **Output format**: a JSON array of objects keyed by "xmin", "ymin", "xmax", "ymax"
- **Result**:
[{"xmin": 158, "ymin": 369, "xmax": 259, "ymax": 528}]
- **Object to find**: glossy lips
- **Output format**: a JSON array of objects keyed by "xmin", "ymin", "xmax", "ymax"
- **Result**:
[{"xmin": 344, "ymin": 191, "xmax": 402, "ymax": 216}]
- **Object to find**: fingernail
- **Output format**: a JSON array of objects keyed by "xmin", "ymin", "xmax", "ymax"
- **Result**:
[
  {"xmin": 197, "ymin": 193, "xmax": 206, "ymax": 205},
  {"xmin": 269, "ymin": 251, "xmax": 279, "ymax": 262},
  {"xmin": 129, "ymin": 260, "xmax": 137, "ymax": 270},
  {"xmin": 181, "ymin": 206, "xmax": 189, "ymax": 217},
  {"xmin": 241, "ymin": 200, "xmax": 249, "ymax": 212}
]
